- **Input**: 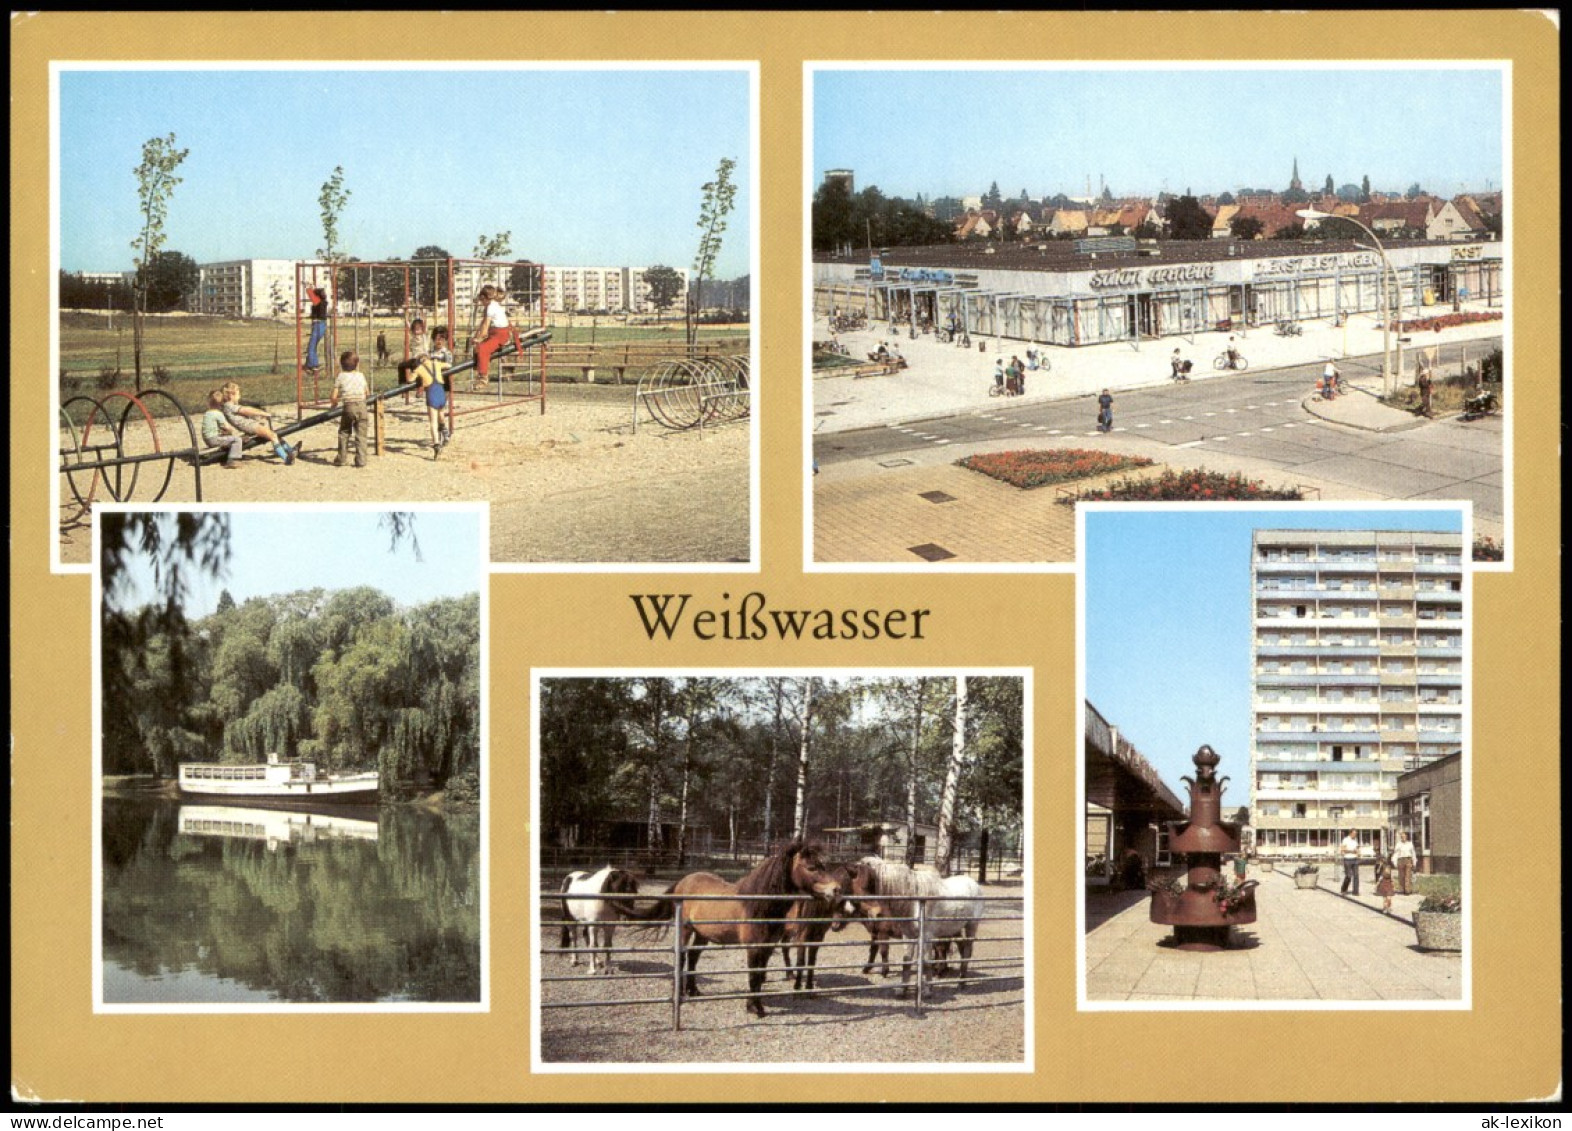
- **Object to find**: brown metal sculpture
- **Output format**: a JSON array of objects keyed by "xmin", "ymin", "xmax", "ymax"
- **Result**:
[{"xmin": 1149, "ymin": 744, "xmax": 1258, "ymax": 950}]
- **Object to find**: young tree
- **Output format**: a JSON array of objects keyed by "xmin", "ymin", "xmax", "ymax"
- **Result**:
[
  {"xmin": 641, "ymin": 265, "xmax": 684, "ymax": 321},
  {"xmin": 269, "ymin": 281, "xmax": 288, "ymax": 372},
  {"xmin": 317, "ymin": 166, "xmax": 351, "ymax": 264},
  {"xmin": 129, "ymin": 133, "xmax": 189, "ymax": 390},
  {"xmin": 690, "ymin": 157, "xmax": 738, "ymax": 344}
]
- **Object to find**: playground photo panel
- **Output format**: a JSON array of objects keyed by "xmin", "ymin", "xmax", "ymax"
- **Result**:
[
  {"xmin": 54, "ymin": 64, "xmax": 757, "ymax": 572},
  {"xmin": 532, "ymin": 669, "xmax": 1031, "ymax": 1071},
  {"xmin": 1076, "ymin": 501, "xmax": 1470, "ymax": 1009},
  {"xmin": 806, "ymin": 64, "xmax": 1509, "ymax": 573},
  {"xmin": 93, "ymin": 502, "xmax": 489, "ymax": 1011}
]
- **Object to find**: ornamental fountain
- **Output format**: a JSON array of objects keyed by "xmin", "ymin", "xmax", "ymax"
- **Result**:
[{"xmin": 1149, "ymin": 744, "xmax": 1258, "ymax": 950}]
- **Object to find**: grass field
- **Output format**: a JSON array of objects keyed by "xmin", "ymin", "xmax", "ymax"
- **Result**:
[{"xmin": 58, "ymin": 310, "xmax": 747, "ymax": 420}]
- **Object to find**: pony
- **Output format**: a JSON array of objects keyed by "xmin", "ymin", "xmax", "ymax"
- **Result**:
[
  {"xmin": 558, "ymin": 865, "xmax": 643, "ymax": 975},
  {"xmin": 669, "ymin": 838, "xmax": 844, "ymax": 1018},
  {"xmin": 776, "ymin": 862, "xmax": 857, "ymax": 992},
  {"xmin": 851, "ymin": 857, "xmax": 985, "ymax": 994}
]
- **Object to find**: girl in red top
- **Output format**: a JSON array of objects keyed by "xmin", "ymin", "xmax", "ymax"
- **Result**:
[{"xmin": 471, "ymin": 285, "xmax": 510, "ymax": 390}]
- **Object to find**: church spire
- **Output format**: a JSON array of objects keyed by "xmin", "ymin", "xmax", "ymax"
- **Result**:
[{"xmin": 1290, "ymin": 157, "xmax": 1303, "ymax": 192}]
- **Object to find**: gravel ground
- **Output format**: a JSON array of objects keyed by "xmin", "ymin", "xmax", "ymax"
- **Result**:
[
  {"xmin": 58, "ymin": 385, "xmax": 750, "ymax": 566},
  {"xmin": 538, "ymin": 883, "xmax": 1027, "ymax": 1066}
]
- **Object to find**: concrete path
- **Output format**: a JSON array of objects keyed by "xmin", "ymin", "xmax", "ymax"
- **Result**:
[
  {"xmin": 1084, "ymin": 867, "xmax": 1463, "ymax": 1003},
  {"xmin": 813, "ymin": 305, "xmax": 1503, "ymax": 434}
]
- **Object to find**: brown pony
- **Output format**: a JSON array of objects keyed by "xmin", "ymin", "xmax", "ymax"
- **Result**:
[
  {"xmin": 776, "ymin": 861, "xmax": 857, "ymax": 992},
  {"xmin": 671, "ymin": 838, "xmax": 843, "ymax": 1017}
]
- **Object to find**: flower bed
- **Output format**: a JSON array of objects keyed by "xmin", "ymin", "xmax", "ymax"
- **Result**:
[
  {"xmin": 1056, "ymin": 468, "xmax": 1304, "ymax": 505},
  {"xmin": 1387, "ymin": 310, "xmax": 1503, "ymax": 334},
  {"xmin": 956, "ymin": 449, "xmax": 1153, "ymax": 490}
]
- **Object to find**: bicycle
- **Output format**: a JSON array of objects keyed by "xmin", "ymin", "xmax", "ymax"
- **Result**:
[{"xmin": 1214, "ymin": 352, "xmax": 1250, "ymax": 372}]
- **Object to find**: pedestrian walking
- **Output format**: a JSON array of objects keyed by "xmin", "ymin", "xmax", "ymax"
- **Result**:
[
  {"xmin": 1393, "ymin": 830, "xmax": 1418, "ymax": 895},
  {"xmin": 1339, "ymin": 830, "xmax": 1361, "ymax": 895},
  {"xmin": 1417, "ymin": 360, "xmax": 1435, "ymax": 417},
  {"xmin": 1375, "ymin": 854, "xmax": 1396, "ymax": 914},
  {"xmin": 993, "ymin": 358, "xmax": 1006, "ymax": 395},
  {"xmin": 1097, "ymin": 388, "xmax": 1113, "ymax": 432},
  {"xmin": 1170, "ymin": 348, "xmax": 1185, "ymax": 382}
]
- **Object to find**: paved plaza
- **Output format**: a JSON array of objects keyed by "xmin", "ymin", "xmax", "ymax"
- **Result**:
[
  {"xmin": 812, "ymin": 311, "xmax": 1505, "ymax": 566},
  {"xmin": 1083, "ymin": 866, "xmax": 1464, "ymax": 1004}
]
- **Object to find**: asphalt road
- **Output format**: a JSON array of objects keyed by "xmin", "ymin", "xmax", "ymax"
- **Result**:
[{"xmin": 815, "ymin": 343, "xmax": 1505, "ymax": 523}]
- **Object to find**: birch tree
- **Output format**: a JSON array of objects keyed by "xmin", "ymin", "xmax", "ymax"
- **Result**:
[{"xmin": 933, "ymin": 675, "xmax": 967, "ymax": 872}]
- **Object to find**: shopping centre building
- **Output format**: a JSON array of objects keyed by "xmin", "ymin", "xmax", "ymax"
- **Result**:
[
  {"xmin": 1249, "ymin": 529, "xmax": 1466, "ymax": 863},
  {"xmin": 812, "ymin": 237, "xmax": 1502, "ymax": 347}
]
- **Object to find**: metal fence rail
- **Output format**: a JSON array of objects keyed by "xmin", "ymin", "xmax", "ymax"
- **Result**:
[{"xmin": 541, "ymin": 890, "xmax": 1026, "ymax": 1030}]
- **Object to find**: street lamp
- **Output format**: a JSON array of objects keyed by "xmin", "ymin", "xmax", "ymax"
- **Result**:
[{"xmin": 1298, "ymin": 208, "xmax": 1404, "ymax": 397}]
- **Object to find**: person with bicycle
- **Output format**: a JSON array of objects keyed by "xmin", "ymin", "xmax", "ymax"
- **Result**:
[
  {"xmin": 1322, "ymin": 360, "xmax": 1341, "ymax": 399},
  {"xmin": 1171, "ymin": 348, "xmax": 1186, "ymax": 382},
  {"xmin": 1226, "ymin": 336, "xmax": 1242, "ymax": 371}
]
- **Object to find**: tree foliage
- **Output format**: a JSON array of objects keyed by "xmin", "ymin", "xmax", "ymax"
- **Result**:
[
  {"xmin": 99, "ymin": 513, "xmax": 465, "ymax": 797},
  {"xmin": 641, "ymin": 265, "xmax": 684, "ymax": 318},
  {"xmin": 537, "ymin": 676, "xmax": 1025, "ymax": 864},
  {"xmin": 811, "ymin": 182, "xmax": 952, "ymax": 253},
  {"xmin": 1230, "ymin": 215, "xmax": 1264, "ymax": 241},
  {"xmin": 1167, "ymin": 194, "xmax": 1213, "ymax": 240},
  {"xmin": 473, "ymin": 231, "xmax": 512, "ymax": 259}
]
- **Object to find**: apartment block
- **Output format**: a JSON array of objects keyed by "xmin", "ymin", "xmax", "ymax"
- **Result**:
[
  {"xmin": 542, "ymin": 265, "xmax": 688, "ymax": 315},
  {"xmin": 1250, "ymin": 528, "xmax": 1465, "ymax": 860},
  {"xmin": 195, "ymin": 259, "xmax": 299, "ymax": 319}
]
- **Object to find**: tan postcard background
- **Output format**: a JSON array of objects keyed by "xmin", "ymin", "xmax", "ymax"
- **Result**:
[{"xmin": 9, "ymin": 10, "xmax": 1561, "ymax": 1104}]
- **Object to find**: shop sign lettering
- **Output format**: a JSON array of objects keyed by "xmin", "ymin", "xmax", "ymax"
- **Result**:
[
  {"xmin": 1089, "ymin": 263, "xmax": 1216, "ymax": 289},
  {"xmin": 1256, "ymin": 252, "xmax": 1381, "ymax": 278},
  {"xmin": 1450, "ymin": 245, "xmax": 1483, "ymax": 262}
]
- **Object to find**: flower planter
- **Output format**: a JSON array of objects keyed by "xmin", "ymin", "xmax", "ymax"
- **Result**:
[
  {"xmin": 1293, "ymin": 870, "xmax": 1320, "ymax": 889},
  {"xmin": 1260, "ymin": 860, "xmax": 1274, "ymax": 873},
  {"xmin": 1413, "ymin": 910, "xmax": 1462, "ymax": 951}
]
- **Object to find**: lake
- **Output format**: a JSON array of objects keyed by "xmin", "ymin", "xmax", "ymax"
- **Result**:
[{"xmin": 101, "ymin": 797, "xmax": 481, "ymax": 1006}]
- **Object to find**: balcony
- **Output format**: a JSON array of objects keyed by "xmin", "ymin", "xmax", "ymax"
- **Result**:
[
  {"xmin": 1413, "ymin": 561, "xmax": 1464, "ymax": 575},
  {"xmin": 1416, "ymin": 589, "xmax": 1464, "ymax": 604},
  {"xmin": 1417, "ymin": 672, "xmax": 1463, "ymax": 688}
]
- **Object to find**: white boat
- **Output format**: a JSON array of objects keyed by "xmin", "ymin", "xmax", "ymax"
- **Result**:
[
  {"xmin": 177, "ymin": 752, "xmax": 379, "ymax": 806},
  {"xmin": 178, "ymin": 804, "xmax": 379, "ymax": 847}
]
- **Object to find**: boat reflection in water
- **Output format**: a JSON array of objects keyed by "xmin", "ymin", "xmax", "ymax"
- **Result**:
[
  {"xmin": 102, "ymin": 797, "xmax": 480, "ymax": 1006},
  {"xmin": 177, "ymin": 803, "xmax": 379, "ymax": 850}
]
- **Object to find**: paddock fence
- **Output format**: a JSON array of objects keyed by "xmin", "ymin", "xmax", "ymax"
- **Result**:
[{"xmin": 540, "ymin": 889, "xmax": 1026, "ymax": 1031}]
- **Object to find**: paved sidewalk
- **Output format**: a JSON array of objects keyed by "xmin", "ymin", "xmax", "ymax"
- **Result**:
[
  {"xmin": 1084, "ymin": 867, "xmax": 1463, "ymax": 1003},
  {"xmin": 814, "ymin": 306, "xmax": 1503, "ymax": 434}
]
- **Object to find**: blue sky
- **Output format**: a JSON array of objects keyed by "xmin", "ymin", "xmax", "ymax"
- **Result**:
[
  {"xmin": 58, "ymin": 67, "xmax": 751, "ymax": 277},
  {"xmin": 108, "ymin": 509, "xmax": 483, "ymax": 616},
  {"xmin": 1083, "ymin": 506, "xmax": 1464, "ymax": 799},
  {"xmin": 814, "ymin": 67, "xmax": 1503, "ymax": 202}
]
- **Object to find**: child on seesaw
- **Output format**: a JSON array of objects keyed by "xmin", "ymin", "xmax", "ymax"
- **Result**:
[
  {"xmin": 220, "ymin": 382, "xmax": 297, "ymax": 464},
  {"xmin": 414, "ymin": 325, "xmax": 454, "ymax": 458}
]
